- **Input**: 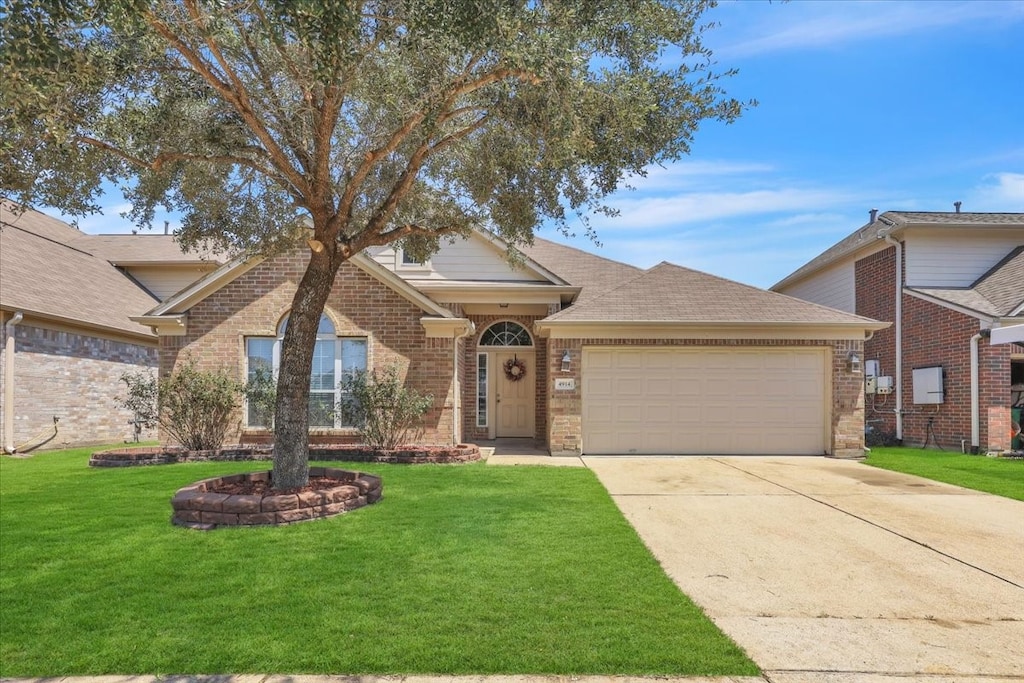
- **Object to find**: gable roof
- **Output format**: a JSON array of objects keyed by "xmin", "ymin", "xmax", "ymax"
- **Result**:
[
  {"xmin": 906, "ymin": 245, "xmax": 1024, "ymax": 318},
  {"xmin": 520, "ymin": 237, "xmax": 643, "ymax": 304},
  {"xmin": 144, "ymin": 250, "xmax": 454, "ymax": 320},
  {"xmin": 772, "ymin": 211, "xmax": 1024, "ymax": 291},
  {"xmin": 0, "ymin": 203, "xmax": 159, "ymax": 338},
  {"xmin": 544, "ymin": 261, "xmax": 883, "ymax": 327}
]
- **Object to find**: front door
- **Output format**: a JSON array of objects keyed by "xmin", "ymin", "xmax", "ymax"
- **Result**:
[{"xmin": 495, "ymin": 350, "xmax": 535, "ymax": 437}]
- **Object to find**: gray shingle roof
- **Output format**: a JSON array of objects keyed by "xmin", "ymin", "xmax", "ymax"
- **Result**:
[
  {"xmin": 88, "ymin": 234, "xmax": 227, "ymax": 264},
  {"xmin": 773, "ymin": 211, "xmax": 1024, "ymax": 291},
  {"xmin": 546, "ymin": 261, "xmax": 880, "ymax": 325},
  {"xmin": 520, "ymin": 237, "xmax": 643, "ymax": 304},
  {"xmin": 908, "ymin": 245, "xmax": 1024, "ymax": 318},
  {"xmin": 0, "ymin": 204, "xmax": 163, "ymax": 337}
]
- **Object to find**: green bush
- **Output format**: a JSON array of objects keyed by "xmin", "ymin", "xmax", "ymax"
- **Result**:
[
  {"xmin": 340, "ymin": 366, "xmax": 433, "ymax": 450},
  {"xmin": 119, "ymin": 357, "xmax": 244, "ymax": 450},
  {"xmin": 243, "ymin": 365, "xmax": 277, "ymax": 429}
]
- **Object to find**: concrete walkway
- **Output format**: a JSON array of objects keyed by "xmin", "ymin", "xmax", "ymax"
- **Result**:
[{"xmin": 583, "ymin": 456, "xmax": 1024, "ymax": 683}]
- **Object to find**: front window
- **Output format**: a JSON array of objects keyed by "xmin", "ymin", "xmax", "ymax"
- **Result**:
[
  {"xmin": 479, "ymin": 321, "xmax": 532, "ymax": 347},
  {"xmin": 245, "ymin": 313, "xmax": 368, "ymax": 429}
]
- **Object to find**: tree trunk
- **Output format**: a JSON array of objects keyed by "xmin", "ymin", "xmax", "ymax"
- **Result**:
[{"xmin": 272, "ymin": 247, "xmax": 339, "ymax": 489}]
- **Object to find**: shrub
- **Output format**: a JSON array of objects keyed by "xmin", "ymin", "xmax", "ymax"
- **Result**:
[
  {"xmin": 119, "ymin": 358, "xmax": 244, "ymax": 450},
  {"xmin": 340, "ymin": 366, "xmax": 433, "ymax": 450}
]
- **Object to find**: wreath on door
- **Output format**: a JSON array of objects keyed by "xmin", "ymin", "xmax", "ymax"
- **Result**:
[{"xmin": 503, "ymin": 357, "xmax": 527, "ymax": 382}]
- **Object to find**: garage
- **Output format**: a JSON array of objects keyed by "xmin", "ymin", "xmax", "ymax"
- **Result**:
[{"xmin": 582, "ymin": 347, "xmax": 829, "ymax": 455}]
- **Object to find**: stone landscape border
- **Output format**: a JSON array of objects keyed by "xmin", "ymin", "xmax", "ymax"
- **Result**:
[
  {"xmin": 171, "ymin": 467, "xmax": 382, "ymax": 530},
  {"xmin": 89, "ymin": 443, "xmax": 481, "ymax": 467}
]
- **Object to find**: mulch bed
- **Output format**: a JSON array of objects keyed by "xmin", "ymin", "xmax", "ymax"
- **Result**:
[{"xmin": 209, "ymin": 476, "xmax": 345, "ymax": 497}]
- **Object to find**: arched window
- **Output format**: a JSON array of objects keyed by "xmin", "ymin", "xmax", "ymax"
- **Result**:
[
  {"xmin": 479, "ymin": 321, "xmax": 532, "ymax": 347},
  {"xmin": 245, "ymin": 312, "xmax": 367, "ymax": 428}
]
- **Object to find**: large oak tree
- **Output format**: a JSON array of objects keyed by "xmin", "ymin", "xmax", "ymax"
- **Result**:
[{"xmin": 1, "ymin": 0, "xmax": 748, "ymax": 487}]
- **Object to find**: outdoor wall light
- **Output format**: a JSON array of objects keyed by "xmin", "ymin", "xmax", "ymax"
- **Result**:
[
  {"xmin": 847, "ymin": 350, "xmax": 862, "ymax": 374},
  {"xmin": 561, "ymin": 350, "xmax": 572, "ymax": 372}
]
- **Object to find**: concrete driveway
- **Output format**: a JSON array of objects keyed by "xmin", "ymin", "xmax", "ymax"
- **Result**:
[{"xmin": 583, "ymin": 456, "xmax": 1024, "ymax": 682}]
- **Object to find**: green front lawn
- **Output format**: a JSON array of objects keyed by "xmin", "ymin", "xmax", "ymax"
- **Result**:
[
  {"xmin": 864, "ymin": 446, "xmax": 1024, "ymax": 501},
  {"xmin": 0, "ymin": 446, "xmax": 757, "ymax": 677}
]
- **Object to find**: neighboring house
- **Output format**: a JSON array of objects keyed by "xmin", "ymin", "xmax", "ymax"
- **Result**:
[
  {"xmin": 773, "ymin": 210, "xmax": 1024, "ymax": 453},
  {"xmin": 137, "ymin": 231, "xmax": 886, "ymax": 457},
  {"xmin": 0, "ymin": 203, "xmax": 224, "ymax": 451}
]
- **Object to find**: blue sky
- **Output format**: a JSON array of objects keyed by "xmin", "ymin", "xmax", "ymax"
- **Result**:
[{"xmin": 61, "ymin": 0, "xmax": 1024, "ymax": 289}]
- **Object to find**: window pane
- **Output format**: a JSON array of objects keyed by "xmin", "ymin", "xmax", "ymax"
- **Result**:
[
  {"xmin": 246, "ymin": 338, "xmax": 275, "ymax": 427},
  {"xmin": 309, "ymin": 393, "xmax": 335, "ymax": 427},
  {"xmin": 479, "ymin": 321, "xmax": 532, "ymax": 346},
  {"xmin": 310, "ymin": 339, "xmax": 335, "ymax": 391},
  {"xmin": 277, "ymin": 313, "xmax": 334, "ymax": 336},
  {"xmin": 477, "ymin": 353, "xmax": 487, "ymax": 427},
  {"xmin": 341, "ymin": 338, "xmax": 367, "ymax": 376}
]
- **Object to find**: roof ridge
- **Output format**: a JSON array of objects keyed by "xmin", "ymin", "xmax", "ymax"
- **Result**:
[{"xmin": 1, "ymin": 222, "xmax": 96, "ymax": 258}]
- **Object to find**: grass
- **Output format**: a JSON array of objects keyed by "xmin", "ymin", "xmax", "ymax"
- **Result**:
[
  {"xmin": 864, "ymin": 446, "xmax": 1024, "ymax": 501},
  {"xmin": 0, "ymin": 446, "xmax": 757, "ymax": 677}
]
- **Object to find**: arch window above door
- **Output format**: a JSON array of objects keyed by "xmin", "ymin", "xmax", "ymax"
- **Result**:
[{"xmin": 479, "ymin": 321, "xmax": 532, "ymax": 347}]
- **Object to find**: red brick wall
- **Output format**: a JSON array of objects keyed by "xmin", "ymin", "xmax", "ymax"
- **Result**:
[
  {"xmin": 160, "ymin": 251, "xmax": 456, "ymax": 447},
  {"xmin": 545, "ymin": 338, "xmax": 865, "ymax": 457},
  {"xmin": 855, "ymin": 242, "xmax": 1013, "ymax": 451}
]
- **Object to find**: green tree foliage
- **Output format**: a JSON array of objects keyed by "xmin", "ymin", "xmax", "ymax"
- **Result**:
[
  {"xmin": 341, "ymin": 366, "xmax": 434, "ymax": 450},
  {"xmin": 119, "ymin": 357, "xmax": 243, "ymax": 451},
  {"xmin": 3, "ymin": 0, "xmax": 749, "ymax": 487}
]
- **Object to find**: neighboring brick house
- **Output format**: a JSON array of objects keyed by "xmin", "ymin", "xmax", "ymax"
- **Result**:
[
  {"xmin": 773, "ymin": 211, "xmax": 1024, "ymax": 453},
  {"xmin": 0, "ymin": 203, "xmax": 223, "ymax": 451},
  {"xmin": 139, "ymin": 231, "xmax": 886, "ymax": 457}
]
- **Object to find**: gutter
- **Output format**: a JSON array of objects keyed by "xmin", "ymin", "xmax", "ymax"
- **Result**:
[
  {"xmin": 451, "ymin": 322, "xmax": 476, "ymax": 445},
  {"xmin": 3, "ymin": 311, "xmax": 24, "ymax": 453},
  {"xmin": 970, "ymin": 331, "xmax": 985, "ymax": 453},
  {"xmin": 883, "ymin": 233, "xmax": 904, "ymax": 442}
]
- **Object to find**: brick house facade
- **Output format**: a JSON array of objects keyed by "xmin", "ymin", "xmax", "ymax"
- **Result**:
[
  {"xmin": 139, "ymin": 235, "xmax": 885, "ymax": 456},
  {"xmin": 775, "ymin": 211, "xmax": 1024, "ymax": 453}
]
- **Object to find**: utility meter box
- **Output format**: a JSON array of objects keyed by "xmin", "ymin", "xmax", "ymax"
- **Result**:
[
  {"xmin": 865, "ymin": 377, "xmax": 878, "ymax": 394},
  {"xmin": 865, "ymin": 360, "xmax": 880, "ymax": 378},
  {"xmin": 876, "ymin": 376, "xmax": 893, "ymax": 395},
  {"xmin": 913, "ymin": 366, "xmax": 944, "ymax": 404}
]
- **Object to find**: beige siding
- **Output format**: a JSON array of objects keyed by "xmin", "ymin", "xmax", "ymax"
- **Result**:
[
  {"xmin": 780, "ymin": 259, "xmax": 856, "ymax": 313},
  {"xmin": 368, "ymin": 234, "xmax": 547, "ymax": 282},
  {"xmin": 123, "ymin": 264, "xmax": 218, "ymax": 301},
  {"xmin": 905, "ymin": 228, "xmax": 1024, "ymax": 287}
]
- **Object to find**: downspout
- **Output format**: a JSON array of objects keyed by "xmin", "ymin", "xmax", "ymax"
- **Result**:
[
  {"xmin": 452, "ymin": 322, "xmax": 475, "ymax": 446},
  {"xmin": 3, "ymin": 311, "xmax": 25, "ymax": 454},
  {"xmin": 970, "ymin": 332, "xmax": 982, "ymax": 453},
  {"xmin": 883, "ymin": 235, "xmax": 903, "ymax": 442}
]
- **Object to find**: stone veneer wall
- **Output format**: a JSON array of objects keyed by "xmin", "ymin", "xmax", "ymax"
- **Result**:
[
  {"xmin": 160, "ymin": 251, "xmax": 457, "ymax": 446},
  {"xmin": 546, "ymin": 338, "xmax": 865, "ymax": 458},
  {"xmin": 0, "ymin": 320, "xmax": 158, "ymax": 450}
]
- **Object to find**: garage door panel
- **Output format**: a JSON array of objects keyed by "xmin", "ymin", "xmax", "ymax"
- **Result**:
[{"xmin": 583, "ymin": 347, "xmax": 827, "ymax": 456}]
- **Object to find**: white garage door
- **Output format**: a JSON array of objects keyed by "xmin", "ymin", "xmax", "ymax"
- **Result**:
[{"xmin": 582, "ymin": 347, "xmax": 829, "ymax": 455}]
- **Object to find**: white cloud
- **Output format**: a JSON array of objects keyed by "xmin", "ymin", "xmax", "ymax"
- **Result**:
[
  {"xmin": 586, "ymin": 187, "xmax": 861, "ymax": 232},
  {"xmin": 623, "ymin": 160, "xmax": 775, "ymax": 191},
  {"xmin": 717, "ymin": 1, "xmax": 1024, "ymax": 59},
  {"xmin": 970, "ymin": 172, "xmax": 1024, "ymax": 211}
]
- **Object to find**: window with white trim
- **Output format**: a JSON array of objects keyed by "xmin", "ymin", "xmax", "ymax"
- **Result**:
[
  {"xmin": 397, "ymin": 247, "xmax": 431, "ymax": 270},
  {"xmin": 245, "ymin": 313, "xmax": 367, "ymax": 428},
  {"xmin": 476, "ymin": 353, "xmax": 488, "ymax": 427}
]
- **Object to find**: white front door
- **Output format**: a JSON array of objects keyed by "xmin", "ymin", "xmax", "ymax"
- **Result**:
[{"xmin": 495, "ymin": 350, "xmax": 535, "ymax": 437}]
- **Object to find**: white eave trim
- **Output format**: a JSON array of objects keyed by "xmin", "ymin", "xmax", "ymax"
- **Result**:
[
  {"xmin": 131, "ymin": 314, "xmax": 188, "ymax": 337},
  {"xmin": 350, "ymin": 253, "xmax": 453, "ymax": 317},
  {"xmin": 410, "ymin": 280, "xmax": 580, "ymax": 304},
  {"xmin": 420, "ymin": 317, "xmax": 475, "ymax": 338},
  {"xmin": 991, "ymin": 323, "xmax": 1024, "ymax": 345},
  {"xmin": 535, "ymin": 319, "xmax": 890, "ymax": 341},
  {"xmin": 146, "ymin": 249, "xmax": 454, "ymax": 319}
]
